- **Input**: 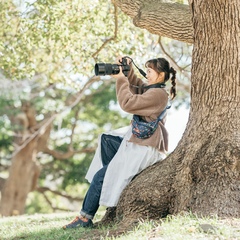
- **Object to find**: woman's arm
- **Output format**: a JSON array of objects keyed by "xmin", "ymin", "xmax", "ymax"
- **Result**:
[
  {"xmin": 112, "ymin": 56, "xmax": 146, "ymax": 94},
  {"xmin": 126, "ymin": 64, "xmax": 146, "ymax": 92},
  {"xmin": 116, "ymin": 76, "xmax": 168, "ymax": 116}
]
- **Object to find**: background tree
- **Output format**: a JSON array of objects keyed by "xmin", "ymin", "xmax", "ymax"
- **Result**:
[
  {"xmin": 0, "ymin": 0, "xmax": 191, "ymax": 216},
  {"xmin": 107, "ymin": 0, "xmax": 240, "ymax": 223}
]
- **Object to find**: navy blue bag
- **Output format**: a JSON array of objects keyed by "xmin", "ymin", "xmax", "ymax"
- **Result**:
[{"xmin": 131, "ymin": 106, "xmax": 169, "ymax": 139}]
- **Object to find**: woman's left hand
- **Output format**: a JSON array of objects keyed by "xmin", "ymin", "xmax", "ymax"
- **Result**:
[{"xmin": 111, "ymin": 56, "xmax": 125, "ymax": 78}]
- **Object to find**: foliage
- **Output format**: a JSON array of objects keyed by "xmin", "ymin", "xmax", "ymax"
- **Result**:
[
  {"xmin": 0, "ymin": 212, "xmax": 239, "ymax": 239},
  {"xmin": 1, "ymin": 0, "xmax": 163, "ymax": 82},
  {"xmin": 1, "ymin": 0, "xmax": 192, "ymax": 84}
]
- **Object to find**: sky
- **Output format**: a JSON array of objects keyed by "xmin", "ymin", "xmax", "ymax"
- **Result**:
[{"xmin": 166, "ymin": 106, "xmax": 189, "ymax": 152}]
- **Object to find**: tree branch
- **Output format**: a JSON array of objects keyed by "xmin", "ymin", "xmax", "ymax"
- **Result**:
[
  {"xmin": 42, "ymin": 146, "xmax": 96, "ymax": 160},
  {"xmin": 40, "ymin": 79, "xmax": 115, "ymax": 160},
  {"xmin": 37, "ymin": 186, "xmax": 84, "ymax": 202},
  {"xmin": 92, "ymin": 3, "xmax": 118, "ymax": 60},
  {"xmin": 41, "ymin": 191, "xmax": 78, "ymax": 212},
  {"xmin": 36, "ymin": 186, "xmax": 84, "ymax": 212},
  {"xmin": 68, "ymin": 106, "xmax": 81, "ymax": 150},
  {"xmin": 112, "ymin": 0, "xmax": 193, "ymax": 43},
  {"xmin": 158, "ymin": 37, "xmax": 190, "ymax": 81},
  {"xmin": 11, "ymin": 75, "xmax": 100, "ymax": 158},
  {"xmin": 158, "ymin": 36, "xmax": 191, "ymax": 92},
  {"xmin": 0, "ymin": 177, "xmax": 6, "ymax": 192}
]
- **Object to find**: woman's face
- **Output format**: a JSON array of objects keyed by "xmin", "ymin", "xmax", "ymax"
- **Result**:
[{"xmin": 146, "ymin": 67, "xmax": 164, "ymax": 85}]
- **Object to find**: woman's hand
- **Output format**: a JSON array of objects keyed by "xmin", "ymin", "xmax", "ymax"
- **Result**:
[
  {"xmin": 116, "ymin": 56, "xmax": 132, "ymax": 65},
  {"xmin": 111, "ymin": 56, "xmax": 126, "ymax": 79}
]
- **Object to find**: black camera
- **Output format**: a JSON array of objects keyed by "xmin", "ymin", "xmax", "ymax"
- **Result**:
[{"xmin": 94, "ymin": 57, "xmax": 130, "ymax": 77}]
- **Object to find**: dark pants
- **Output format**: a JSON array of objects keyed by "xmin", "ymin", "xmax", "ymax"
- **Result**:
[{"xmin": 80, "ymin": 134, "xmax": 123, "ymax": 219}]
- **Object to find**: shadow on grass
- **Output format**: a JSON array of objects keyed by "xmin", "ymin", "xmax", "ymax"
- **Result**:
[
  {"xmin": 0, "ymin": 211, "xmax": 130, "ymax": 240},
  {"xmin": 4, "ymin": 222, "xmax": 131, "ymax": 240},
  {"xmin": 5, "ymin": 228, "xmax": 92, "ymax": 240}
]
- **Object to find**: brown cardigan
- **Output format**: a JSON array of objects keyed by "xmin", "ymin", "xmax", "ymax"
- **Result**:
[{"xmin": 116, "ymin": 65, "xmax": 169, "ymax": 153}]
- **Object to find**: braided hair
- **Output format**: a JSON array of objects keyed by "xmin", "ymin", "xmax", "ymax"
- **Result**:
[{"xmin": 145, "ymin": 58, "xmax": 177, "ymax": 100}]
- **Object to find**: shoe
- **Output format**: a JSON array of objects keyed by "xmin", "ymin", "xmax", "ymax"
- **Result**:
[{"xmin": 63, "ymin": 216, "xmax": 93, "ymax": 229}]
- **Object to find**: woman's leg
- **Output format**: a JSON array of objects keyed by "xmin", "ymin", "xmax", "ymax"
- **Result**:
[
  {"xmin": 63, "ymin": 134, "xmax": 123, "ymax": 229},
  {"xmin": 80, "ymin": 165, "xmax": 107, "ymax": 219},
  {"xmin": 101, "ymin": 134, "xmax": 123, "ymax": 166},
  {"xmin": 81, "ymin": 134, "xmax": 123, "ymax": 218},
  {"xmin": 63, "ymin": 166, "xmax": 108, "ymax": 229}
]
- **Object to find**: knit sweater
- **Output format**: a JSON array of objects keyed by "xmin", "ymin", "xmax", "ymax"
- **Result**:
[{"xmin": 116, "ymin": 65, "xmax": 169, "ymax": 152}]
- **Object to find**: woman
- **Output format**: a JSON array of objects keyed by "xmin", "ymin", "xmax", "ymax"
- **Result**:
[{"xmin": 63, "ymin": 57, "xmax": 176, "ymax": 229}]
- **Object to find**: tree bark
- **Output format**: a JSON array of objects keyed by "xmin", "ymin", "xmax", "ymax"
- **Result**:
[
  {"xmin": 108, "ymin": 0, "xmax": 240, "ymax": 221},
  {"xmin": 0, "ymin": 104, "xmax": 51, "ymax": 216},
  {"xmin": 0, "ymin": 140, "xmax": 41, "ymax": 216},
  {"xmin": 113, "ymin": 0, "xmax": 193, "ymax": 43}
]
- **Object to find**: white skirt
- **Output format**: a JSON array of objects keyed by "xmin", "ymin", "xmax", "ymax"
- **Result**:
[{"xmin": 85, "ymin": 126, "xmax": 166, "ymax": 207}]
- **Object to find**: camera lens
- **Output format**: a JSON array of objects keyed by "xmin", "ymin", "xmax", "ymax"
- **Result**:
[
  {"xmin": 95, "ymin": 63, "xmax": 105, "ymax": 76},
  {"xmin": 94, "ymin": 63, "xmax": 120, "ymax": 76}
]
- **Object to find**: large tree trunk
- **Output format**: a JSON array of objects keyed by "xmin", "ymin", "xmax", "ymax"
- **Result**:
[
  {"xmin": 111, "ymin": 0, "xmax": 240, "ymax": 221},
  {"xmin": 0, "ymin": 140, "xmax": 41, "ymax": 216},
  {"xmin": 0, "ymin": 103, "xmax": 51, "ymax": 216}
]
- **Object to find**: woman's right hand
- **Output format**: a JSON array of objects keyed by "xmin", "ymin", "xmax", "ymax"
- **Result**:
[{"xmin": 116, "ymin": 56, "xmax": 131, "ymax": 65}]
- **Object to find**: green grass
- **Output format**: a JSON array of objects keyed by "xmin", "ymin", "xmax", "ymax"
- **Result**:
[{"xmin": 0, "ymin": 212, "xmax": 239, "ymax": 240}]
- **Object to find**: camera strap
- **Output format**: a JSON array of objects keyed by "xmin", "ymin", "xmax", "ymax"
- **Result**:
[
  {"xmin": 124, "ymin": 56, "xmax": 147, "ymax": 79},
  {"xmin": 130, "ymin": 83, "xmax": 166, "ymax": 90}
]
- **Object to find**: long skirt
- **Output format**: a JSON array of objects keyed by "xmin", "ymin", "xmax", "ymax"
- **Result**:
[{"xmin": 85, "ymin": 126, "xmax": 166, "ymax": 207}]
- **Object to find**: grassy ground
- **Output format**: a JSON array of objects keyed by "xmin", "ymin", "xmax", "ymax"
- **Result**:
[{"xmin": 0, "ymin": 211, "xmax": 239, "ymax": 240}]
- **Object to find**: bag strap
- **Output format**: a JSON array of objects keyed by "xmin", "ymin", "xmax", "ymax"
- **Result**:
[{"xmin": 157, "ymin": 104, "xmax": 171, "ymax": 121}]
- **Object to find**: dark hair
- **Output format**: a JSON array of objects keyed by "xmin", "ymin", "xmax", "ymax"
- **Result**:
[{"xmin": 145, "ymin": 58, "xmax": 177, "ymax": 99}]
